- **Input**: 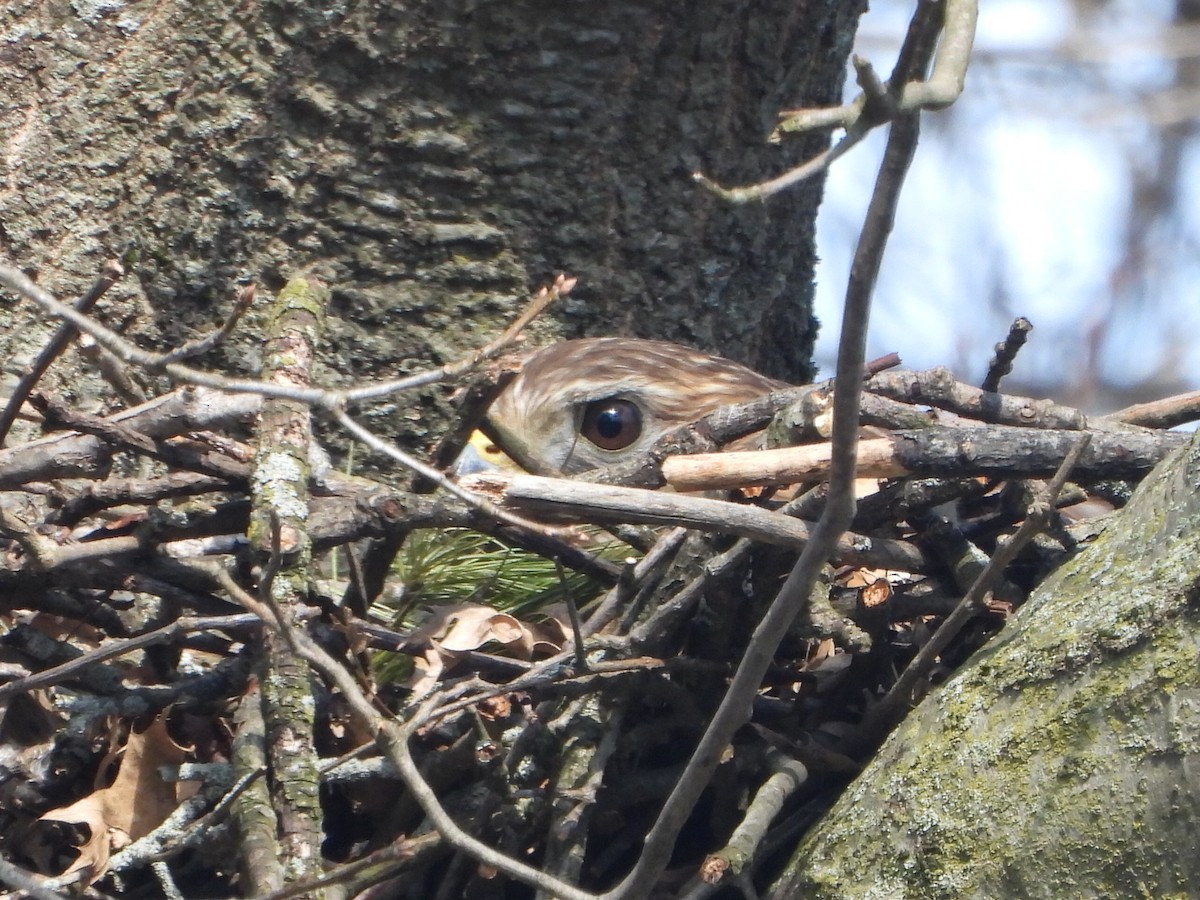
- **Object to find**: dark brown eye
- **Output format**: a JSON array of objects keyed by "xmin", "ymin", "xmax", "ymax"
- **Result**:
[{"xmin": 580, "ymin": 399, "xmax": 643, "ymax": 451}]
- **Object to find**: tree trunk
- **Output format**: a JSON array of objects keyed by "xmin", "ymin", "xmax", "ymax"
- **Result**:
[
  {"xmin": 0, "ymin": 0, "xmax": 863, "ymax": 456},
  {"xmin": 773, "ymin": 432, "xmax": 1200, "ymax": 899}
]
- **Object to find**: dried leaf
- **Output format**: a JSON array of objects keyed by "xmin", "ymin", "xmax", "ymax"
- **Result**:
[
  {"xmin": 406, "ymin": 603, "xmax": 571, "ymax": 691},
  {"xmin": 39, "ymin": 716, "xmax": 187, "ymax": 884}
]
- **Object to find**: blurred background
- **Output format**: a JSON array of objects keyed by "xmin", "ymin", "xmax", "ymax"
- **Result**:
[{"xmin": 813, "ymin": 0, "xmax": 1200, "ymax": 414}]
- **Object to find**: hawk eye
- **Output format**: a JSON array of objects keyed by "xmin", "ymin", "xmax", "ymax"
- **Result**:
[{"xmin": 580, "ymin": 399, "xmax": 643, "ymax": 451}]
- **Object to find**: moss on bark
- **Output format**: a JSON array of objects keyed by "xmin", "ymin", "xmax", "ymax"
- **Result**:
[{"xmin": 776, "ymin": 435, "xmax": 1200, "ymax": 899}]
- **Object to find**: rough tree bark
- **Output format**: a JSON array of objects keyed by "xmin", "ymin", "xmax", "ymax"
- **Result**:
[
  {"xmin": 14, "ymin": 2, "xmax": 1194, "ymax": 897},
  {"xmin": 0, "ymin": 0, "xmax": 863, "ymax": 457}
]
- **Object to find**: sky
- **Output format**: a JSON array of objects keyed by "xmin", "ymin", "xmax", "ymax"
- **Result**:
[{"xmin": 812, "ymin": 0, "xmax": 1200, "ymax": 413}]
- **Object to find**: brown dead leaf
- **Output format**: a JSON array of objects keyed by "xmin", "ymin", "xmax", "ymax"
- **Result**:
[
  {"xmin": 800, "ymin": 638, "xmax": 853, "ymax": 686},
  {"xmin": 39, "ymin": 715, "xmax": 187, "ymax": 884},
  {"xmin": 437, "ymin": 608, "xmax": 528, "ymax": 654},
  {"xmin": 526, "ymin": 607, "xmax": 570, "ymax": 655},
  {"xmin": 842, "ymin": 567, "xmax": 887, "ymax": 588},
  {"xmin": 406, "ymin": 603, "xmax": 567, "ymax": 692},
  {"xmin": 410, "ymin": 648, "xmax": 448, "ymax": 696}
]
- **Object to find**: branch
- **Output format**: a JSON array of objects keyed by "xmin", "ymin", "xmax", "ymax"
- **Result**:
[
  {"xmin": 0, "ymin": 258, "xmax": 124, "ymax": 447},
  {"xmin": 656, "ymin": 426, "xmax": 1186, "ymax": 491},
  {"xmin": 848, "ymin": 435, "xmax": 1094, "ymax": 752},
  {"xmin": 469, "ymin": 472, "xmax": 928, "ymax": 572},
  {"xmin": 696, "ymin": 0, "xmax": 977, "ymax": 201},
  {"xmin": 613, "ymin": 18, "xmax": 931, "ymax": 892}
]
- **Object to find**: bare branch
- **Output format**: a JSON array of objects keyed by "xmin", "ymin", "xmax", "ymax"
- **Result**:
[
  {"xmin": 698, "ymin": 0, "xmax": 976, "ymax": 201},
  {"xmin": 0, "ymin": 258, "xmax": 124, "ymax": 447}
]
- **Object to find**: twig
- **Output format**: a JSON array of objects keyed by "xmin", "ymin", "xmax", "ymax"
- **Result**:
[
  {"xmin": 254, "ymin": 834, "xmax": 442, "ymax": 900},
  {"xmin": 0, "ymin": 266, "xmax": 568, "ymax": 410},
  {"xmin": 77, "ymin": 332, "xmax": 148, "ymax": 405},
  {"xmin": 0, "ymin": 614, "xmax": 258, "ymax": 702},
  {"xmin": 0, "ymin": 386, "xmax": 261, "ymax": 490},
  {"xmin": 699, "ymin": 749, "xmax": 808, "ymax": 885},
  {"xmin": 0, "ymin": 263, "xmax": 326, "ymax": 403},
  {"xmin": 615, "ymin": 6, "xmax": 936, "ymax": 890},
  {"xmin": 0, "ymin": 501, "xmax": 58, "ymax": 570},
  {"xmin": 848, "ymin": 434, "xmax": 1093, "ymax": 752},
  {"xmin": 333, "ymin": 407, "xmax": 554, "ymax": 535},
  {"xmin": 864, "ymin": 351, "xmax": 903, "ymax": 377},
  {"xmin": 231, "ymin": 680, "xmax": 285, "ymax": 896},
  {"xmin": 0, "ymin": 856, "xmax": 75, "ymax": 900},
  {"xmin": 343, "ymin": 274, "xmax": 574, "ymax": 404},
  {"xmin": 0, "ymin": 258, "xmax": 124, "ymax": 447},
  {"xmin": 155, "ymin": 283, "xmax": 257, "ymax": 365},
  {"xmin": 697, "ymin": 0, "xmax": 977, "ymax": 202},
  {"xmin": 583, "ymin": 528, "xmax": 688, "ymax": 637},
  {"xmin": 216, "ymin": 568, "xmax": 601, "ymax": 900},
  {"xmin": 694, "ymin": 128, "xmax": 868, "ymax": 203},
  {"xmin": 31, "ymin": 393, "xmax": 252, "ymax": 482},
  {"xmin": 980, "ymin": 317, "xmax": 1033, "ymax": 392},
  {"xmin": 107, "ymin": 764, "xmax": 240, "ymax": 873},
  {"xmin": 49, "ymin": 471, "xmax": 234, "ymax": 526},
  {"xmin": 471, "ymin": 472, "xmax": 928, "ymax": 572},
  {"xmin": 868, "ymin": 365, "xmax": 1090, "ymax": 429},
  {"xmin": 656, "ymin": 426, "xmax": 1184, "ymax": 491},
  {"xmin": 625, "ymin": 488, "xmax": 826, "ymax": 651},
  {"xmin": 557, "ymin": 558, "xmax": 588, "ymax": 669},
  {"xmin": 1107, "ymin": 389, "xmax": 1200, "ymax": 429},
  {"xmin": 415, "ymin": 356, "xmax": 522, "ymax": 491}
]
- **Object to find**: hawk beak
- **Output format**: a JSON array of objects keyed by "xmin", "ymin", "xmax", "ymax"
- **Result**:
[{"xmin": 453, "ymin": 430, "xmax": 523, "ymax": 477}]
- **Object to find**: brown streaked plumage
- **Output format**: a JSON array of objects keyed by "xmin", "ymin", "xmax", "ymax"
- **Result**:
[{"xmin": 484, "ymin": 338, "xmax": 786, "ymax": 475}]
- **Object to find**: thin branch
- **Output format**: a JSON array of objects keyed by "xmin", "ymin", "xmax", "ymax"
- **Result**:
[
  {"xmin": 583, "ymin": 528, "xmax": 688, "ymax": 637},
  {"xmin": 0, "ymin": 266, "xmax": 570, "ymax": 410},
  {"xmin": 980, "ymin": 317, "xmax": 1034, "ymax": 393},
  {"xmin": 693, "ymin": 127, "xmax": 867, "ymax": 203},
  {"xmin": 155, "ymin": 283, "xmax": 257, "ymax": 365},
  {"xmin": 0, "ymin": 856, "xmax": 76, "ymax": 900},
  {"xmin": 342, "ymin": 274, "xmax": 573, "ymax": 404},
  {"xmin": 612, "ymin": 13, "xmax": 932, "ymax": 893},
  {"xmin": 848, "ymin": 435, "xmax": 1093, "ymax": 752},
  {"xmin": 254, "ymin": 834, "xmax": 442, "ymax": 900},
  {"xmin": 1107, "ymin": 389, "xmax": 1200, "ymax": 429},
  {"xmin": 697, "ymin": 0, "xmax": 977, "ymax": 202},
  {"xmin": 0, "ymin": 258, "xmax": 124, "ymax": 447},
  {"xmin": 0, "ymin": 614, "xmax": 258, "ymax": 702},
  {"xmin": 699, "ymin": 748, "xmax": 808, "ymax": 886},
  {"xmin": 656, "ymin": 427, "xmax": 1184, "ymax": 491},
  {"xmin": 214, "ymin": 568, "xmax": 601, "ymax": 900},
  {"xmin": 557, "ymin": 558, "xmax": 589, "ymax": 669},
  {"xmin": 471, "ymin": 472, "xmax": 928, "ymax": 572},
  {"xmin": 332, "ymin": 406, "xmax": 559, "ymax": 536}
]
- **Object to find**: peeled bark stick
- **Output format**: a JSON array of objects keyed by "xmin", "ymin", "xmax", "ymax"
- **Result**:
[
  {"xmin": 660, "ymin": 427, "xmax": 1188, "ymax": 492},
  {"xmin": 471, "ymin": 473, "xmax": 928, "ymax": 572},
  {"xmin": 663, "ymin": 438, "xmax": 902, "ymax": 491}
]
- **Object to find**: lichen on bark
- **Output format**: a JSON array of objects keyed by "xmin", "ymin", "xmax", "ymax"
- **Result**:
[{"xmin": 775, "ymin": 434, "xmax": 1200, "ymax": 899}]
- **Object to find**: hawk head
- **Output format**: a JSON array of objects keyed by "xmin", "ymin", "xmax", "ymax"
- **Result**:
[{"xmin": 478, "ymin": 338, "xmax": 785, "ymax": 475}]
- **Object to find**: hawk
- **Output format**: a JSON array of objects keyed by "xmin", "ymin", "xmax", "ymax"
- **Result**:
[{"xmin": 466, "ymin": 337, "xmax": 786, "ymax": 476}]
